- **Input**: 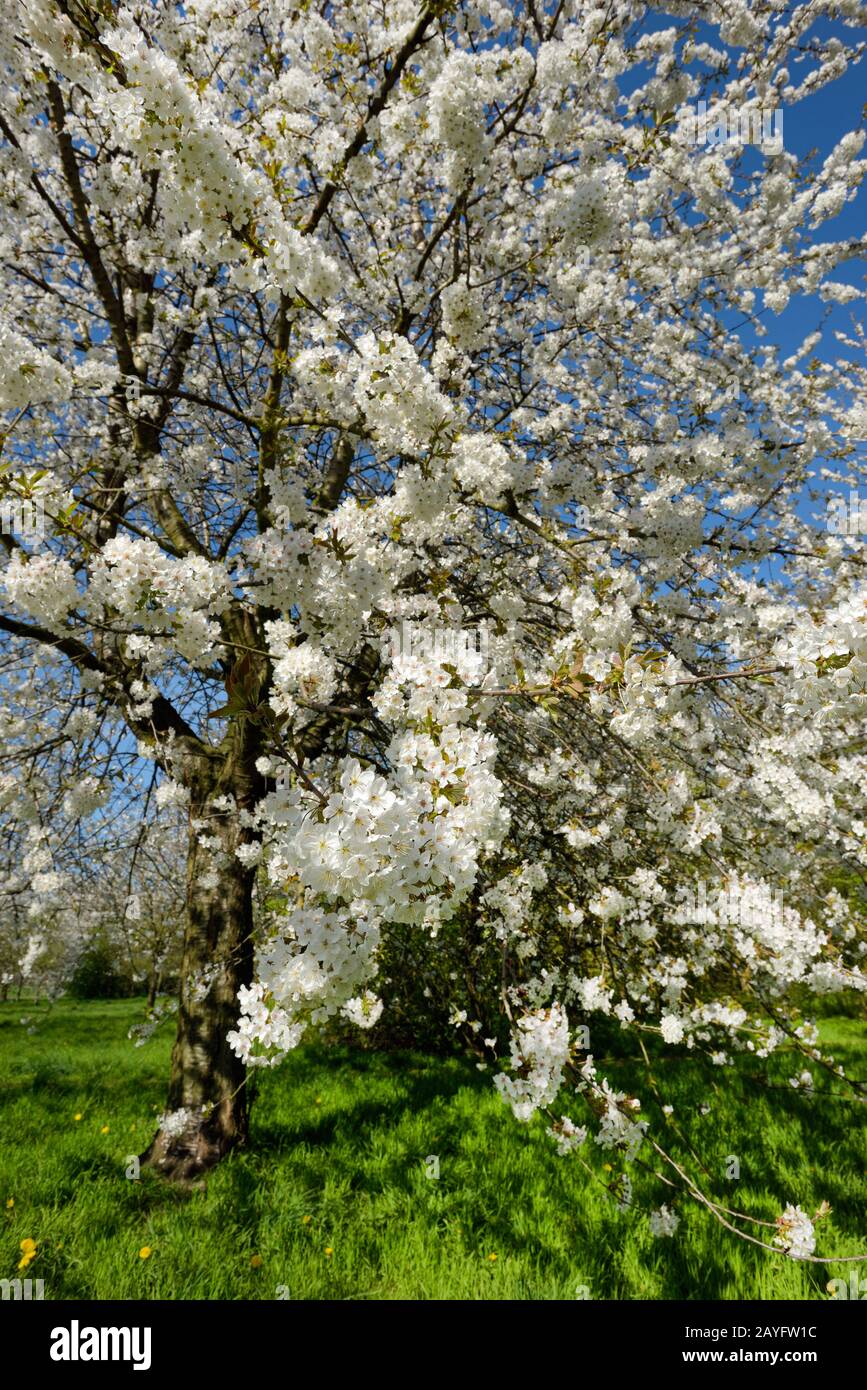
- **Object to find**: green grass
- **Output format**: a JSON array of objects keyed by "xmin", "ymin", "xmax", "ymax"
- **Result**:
[{"xmin": 0, "ymin": 999, "xmax": 864, "ymax": 1300}]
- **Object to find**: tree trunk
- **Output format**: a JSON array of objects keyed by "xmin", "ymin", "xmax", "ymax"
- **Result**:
[{"xmin": 141, "ymin": 754, "xmax": 259, "ymax": 1181}]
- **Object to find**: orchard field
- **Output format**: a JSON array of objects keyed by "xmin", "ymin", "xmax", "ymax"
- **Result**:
[{"xmin": 2, "ymin": 999, "xmax": 863, "ymax": 1302}]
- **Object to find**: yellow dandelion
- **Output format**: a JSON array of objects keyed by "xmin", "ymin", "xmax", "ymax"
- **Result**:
[
  {"xmin": 20, "ymin": 1238, "xmax": 36, "ymax": 1254},
  {"xmin": 488, "ymin": 1253, "xmax": 498, "ymax": 1262},
  {"xmin": 324, "ymin": 1246, "xmax": 333, "ymax": 1257},
  {"xmin": 139, "ymin": 1246, "xmax": 152, "ymax": 1260},
  {"xmin": 6, "ymin": 1198, "xmax": 13, "ymax": 1208},
  {"xmin": 302, "ymin": 1214, "xmax": 312, "ymax": 1225},
  {"xmin": 100, "ymin": 1125, "xmax": 110, "ymax": 1134},
  {"xmin": 73, "ymin": 1113, "xmax": 82, "ymax": 1122},
  {"xmin": 250, "ymin": 1255, "xmax": 263, "ymax": 1269}
]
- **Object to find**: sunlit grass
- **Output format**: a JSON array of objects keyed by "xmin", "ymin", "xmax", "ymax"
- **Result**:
[{"xmin": 0, "ymin": 999, "xmax": 863, "ymax": 1300}]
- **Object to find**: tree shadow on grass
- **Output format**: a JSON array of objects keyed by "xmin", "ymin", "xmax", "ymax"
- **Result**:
[
  {"xmin": 250, "ymin": 1047, "xmax": 485, "ymax": 1156},
  {"xmin": 47, "ymin": 1151, "xmax": 196, "ymax": 1220},
  {"xmin": 248, "ymin": 1044, "xmax": 865, "ymax": 1301},
  {"xmin": 14, "ymin": 1030, "xmax": 862, "ymax": 1301}
]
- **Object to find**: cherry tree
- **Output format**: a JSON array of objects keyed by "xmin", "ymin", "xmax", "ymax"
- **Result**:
[
  {"xmin": 0, "ymin": 0, "xmax": 865, "ymax": 1264},
  {"xmin": 79, "ymin": 812, "xmax": 186, "ymax": 1008}
]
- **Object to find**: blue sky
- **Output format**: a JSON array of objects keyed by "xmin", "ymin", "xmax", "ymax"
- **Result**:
[{"xmin": 626, "ymin": 8, "xmax": 866, "ymax": 563}]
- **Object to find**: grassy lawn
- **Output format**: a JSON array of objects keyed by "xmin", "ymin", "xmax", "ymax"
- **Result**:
[{"xmin": 0, "ymin": 998, "xmax": 863, "ymax": 1300}]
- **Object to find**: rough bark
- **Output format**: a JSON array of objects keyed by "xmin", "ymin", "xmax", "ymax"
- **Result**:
[{"xmin": 141, "ymin": 747, "xmax": 262, "ymax": 1181}]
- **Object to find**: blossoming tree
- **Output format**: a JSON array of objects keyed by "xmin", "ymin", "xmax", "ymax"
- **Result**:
[{"xmin": 0, "ymin": 0, "xmax": 865, "ymax": 1260}]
